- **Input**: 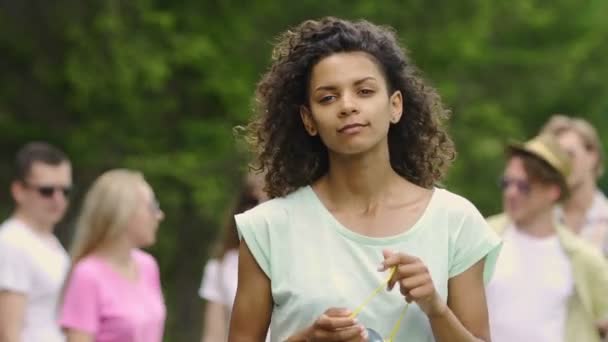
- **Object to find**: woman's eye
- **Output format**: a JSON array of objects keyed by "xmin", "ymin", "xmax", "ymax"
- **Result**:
[{"xmin": 319, "ymin": 95, "xmax": 336, "ymax": 103}]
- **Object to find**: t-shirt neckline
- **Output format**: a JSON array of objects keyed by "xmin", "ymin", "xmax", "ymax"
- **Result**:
[
  {"xmin": 88, "ymin": 250, "xmax": 143, "ymax": 286},
  {"xmin": 303, "ymin": 185, "xmax": 439, "ymax": 245}
]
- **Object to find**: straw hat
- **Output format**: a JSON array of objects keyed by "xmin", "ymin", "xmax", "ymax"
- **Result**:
[{"xmin": 507, "ymin": 134, "xmax": 572, "ymax": 180}]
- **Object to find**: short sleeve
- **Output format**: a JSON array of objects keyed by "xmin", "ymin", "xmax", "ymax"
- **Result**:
[
  {"xmin": 198, "ymin": 259, "xmax": 223, "ymax": 303},
  {"xmin": 59, "ymin": 263, "xmax": 100, "ymax": 334},
  {"xmin": 0, "ymin": 240, "xmax": 31, "ymax": 293},
  {"xmin": 234, "ymin": 206, "xmax": 271, "ymax": 278},
  {"xmin": 449, "ymin": 202, "xmax": 503, "ymax": 284}
]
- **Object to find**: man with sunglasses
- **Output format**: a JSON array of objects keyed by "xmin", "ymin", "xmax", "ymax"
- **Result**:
[
  {"xmin": 0, "ymin": 142, "xmax": 72, "ymax": 342},
  {"xmin": 485, "ymin": 134, "xmax": 608, "ymax": 342}
]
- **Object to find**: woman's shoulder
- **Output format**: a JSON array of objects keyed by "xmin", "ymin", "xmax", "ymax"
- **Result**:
[
  {"xmin": 431, "ymin": 187, "xmax": 484, "ymax": 218},
  {"xmin": 132, "ymin": 249, "xmax": 159, "ymax": 272},
  {"xmin": 424, "ymin": 187, "xmax": 493, "ymax": 237},
  {"xmin": 237, "ymin": 186, "xmax": 311, "ymax": 223},
  {"xmin": 69, "ymin": 256, "xmax": 105, "ymax": 284},
  {"xmin": 131, "ymin": 249, "xmax": 162, "ymax": 286}
]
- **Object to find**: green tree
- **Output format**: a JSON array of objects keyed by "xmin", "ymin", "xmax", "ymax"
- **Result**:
[{"xmin": 1, "ymin": 1, "xmax": 607, "ymax": 340}]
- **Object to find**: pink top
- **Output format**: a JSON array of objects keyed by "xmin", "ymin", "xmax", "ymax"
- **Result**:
[{"xmin": 59, "ymin": 249, "xmax": 166, "ymax": 342}]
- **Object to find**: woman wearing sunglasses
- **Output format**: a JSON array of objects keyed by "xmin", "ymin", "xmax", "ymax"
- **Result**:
[
  {"xmin": 228, "ymin": 17, "xmax": 502, "ymax": 342},
  {"xmin": 58, "ymin": 169, "xmax": 166, "ymax": 342}
]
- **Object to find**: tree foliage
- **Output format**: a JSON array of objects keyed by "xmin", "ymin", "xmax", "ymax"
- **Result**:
[{"xmin": 1, "ymin": 1, "xmax": 607, "ymax": 340}]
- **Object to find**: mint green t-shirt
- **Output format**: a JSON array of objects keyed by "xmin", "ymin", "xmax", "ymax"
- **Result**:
[{"xmin": 236, "ymin": 186, "xmax": 502, "ymax": 342}]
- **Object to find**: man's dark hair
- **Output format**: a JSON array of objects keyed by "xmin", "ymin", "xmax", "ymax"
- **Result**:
[
  {"xmin": 15, "ymin": 142, "xmax": 70, "ymax": 181},
  {"xmin": 508, "ymin": 150, "xmax": 570, "ymax": 202}
]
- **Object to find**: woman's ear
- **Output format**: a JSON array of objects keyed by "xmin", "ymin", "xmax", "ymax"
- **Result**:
[
  {"xmin": 549, "ymin": 184, "xmax": 562, "ymax": 202},
  {"xmin": 300, "ymin": 105, "xmax": 318, "ymax": 136},
  {"xmin": 10, "ymin": 180, "xmax": 25, "ymax": 205},
  {"xmin": 390, "ymin": 90, "xmax": 403, "ymax": 123}
]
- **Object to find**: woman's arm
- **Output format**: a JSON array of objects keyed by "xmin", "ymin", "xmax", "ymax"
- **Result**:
[
  {"xmin": 65, "ymin": 329, "xmax": 93, "ymax": 342},
  {"xmin": 201, "ymin": 301, "xmax": 228, "ymax": 342},
  {"xmin": 429, "ymin": 258, "xmax": 491, "ymax": 342},
  {"xmin": 228, "ymin": 241, "xmax": 273, "ymax": 342},
  {"xmin": 0, "ymin": 291, "xmax": 25, "ymax": 342}
]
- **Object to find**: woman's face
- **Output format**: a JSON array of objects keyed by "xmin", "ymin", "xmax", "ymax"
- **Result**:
[
  {"xmin": 126, "ymin": 182, "xmax": 164, "ymax": 248},
  {"xmin": 556, "ymin": 129, "xmax": 598, "ymax": 190},
  {"xmin": 301, "ymin": 51, "xmax": 402, "ymax": 157}
]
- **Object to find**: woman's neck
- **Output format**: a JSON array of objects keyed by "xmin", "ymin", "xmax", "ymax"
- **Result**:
[
  {"xmin": 94, "ymin": 238, "xmax": 134, "ymax": 266},
  {"xmin": 562, "ymin": 179, "xmax": 596, "ymax": 232},
  {"xmin": 564, "ymin": 178, "xmax": 596, "ymax": 215},
  {"xmin": 320, "ymin": 145, "xmax": 414, "ymax": 212}
]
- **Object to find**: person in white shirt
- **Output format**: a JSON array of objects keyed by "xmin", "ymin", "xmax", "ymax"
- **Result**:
[
  {"xmin": 199, "ymin": 172, "xmax": 268, "ymax": 342},
  {"xmin": 541, "ymin": 114, "xmax": 608, "ymax": 255},
  {"xmin": 486, "ymin": 134, "xmax": 608, "ymax": 342},
  {"xmin": 0, "ymin": 142, "xmax": 72, "ymax": 342}
]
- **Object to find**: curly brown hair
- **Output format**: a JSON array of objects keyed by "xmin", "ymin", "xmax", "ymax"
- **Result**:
[{"xmin": 245, "ymin": 17, "xmax": 455, "ymax": 198}]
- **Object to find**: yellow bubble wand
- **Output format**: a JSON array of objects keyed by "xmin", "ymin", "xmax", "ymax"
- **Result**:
[{"xmin": 349, "ymin": 267, "xmax": 409, "ymax": 342}]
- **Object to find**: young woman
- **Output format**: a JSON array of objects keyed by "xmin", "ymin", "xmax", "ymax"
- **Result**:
[
  {"xmin": 199, "ymin": 173, "xmax": 268, "ymax": 342},
  {"xmin": 229, "ymin": 17, "xmax": 502, "ymax": 342},
  {"xmin": 59, "ymin": 169, "xmax": 166, "ymax": 342}
]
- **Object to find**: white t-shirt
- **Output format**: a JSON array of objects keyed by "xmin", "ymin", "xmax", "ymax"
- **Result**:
[
  {"xmin": 199, "ymin": 249, "xmax": 239, "ymax": 310},
  {"xmin": 199, "ymin": 249, "xmax": 271, "ymax": 342},
  {"xmin": 0, "ymin": 218, "xmax": 70, "ymax": 342},
  {"xmin": 486, "ymin": 225, "xmax": 574, "ymax": 342}
]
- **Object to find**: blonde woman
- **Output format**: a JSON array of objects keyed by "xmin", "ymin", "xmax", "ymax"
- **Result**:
[{"xmin": 58, "ymin": 169, "xmax": 166, "ymax": 342}]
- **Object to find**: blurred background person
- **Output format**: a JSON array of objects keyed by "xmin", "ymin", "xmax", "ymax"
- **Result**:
[
  {"xmin": 0, "ymin": 142, "xmax": 72, "ymax": 342},
  {"xmin": 541, "ymin": 114, "xmax": 608, "ymax": 255},
  {"xmin": 486, "ymin": 134, "xmax": 608, "ymax": 342},
  {"xmin": 58, "ymin": 169, "xmax": 165, "ymax": 342},
  {"xmin": 199, "ymin": 171, "xmax": 268, "ymax": 342}
]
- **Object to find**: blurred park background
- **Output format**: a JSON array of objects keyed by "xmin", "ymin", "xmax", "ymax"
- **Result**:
[{"xmin": 1, "ymin": 1, "xmax": 607, "ymax": 341}]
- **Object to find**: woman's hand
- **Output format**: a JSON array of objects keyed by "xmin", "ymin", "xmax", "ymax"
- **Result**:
[
  {"xmin": 288, "ymin": 308, "xmax": 368, "ymax": 341},
  {"xmin": 381, "ymin": 250, "xmax": 448, "ymax": 318}
]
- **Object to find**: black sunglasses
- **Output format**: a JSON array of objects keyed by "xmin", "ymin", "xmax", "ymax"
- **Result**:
[
  {"xmin": 24, "ymin": 182, "xmax": 72, "ymax": 198},
  {"xmin": 498, "ymin": 177, "xmax": 531, "ymax": 195}
]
